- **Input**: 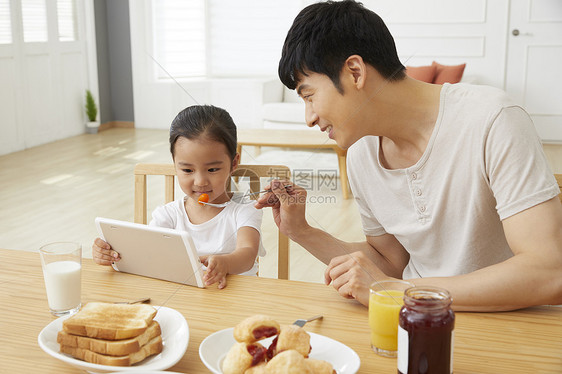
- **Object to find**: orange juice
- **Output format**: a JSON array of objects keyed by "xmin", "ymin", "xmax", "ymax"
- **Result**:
[{"xmin": 369, "ymin": 289, "xmax": 405, "ymax": 352}]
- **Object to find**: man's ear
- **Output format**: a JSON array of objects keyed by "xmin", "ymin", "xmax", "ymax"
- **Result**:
[{"xmin": 344, "ymin": 55, "xmax": 367, "ymax": 89}]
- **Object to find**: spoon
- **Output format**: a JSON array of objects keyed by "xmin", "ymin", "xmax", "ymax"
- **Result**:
[
  {"xmin": 293, "ymin": 315, "xmax": 323, "ymax": 327},
  {"xmin": 114, "ymin": 297, "xmax": 151, "ymax": 304},
  {"xmin": 198, "ymin": 200, "xmax": 232, "ymax": 208},
  {"xmin": 198, "ymin": 186, "xmax": 292, "ymax": 208}
]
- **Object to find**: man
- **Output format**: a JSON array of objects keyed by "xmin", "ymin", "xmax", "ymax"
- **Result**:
[{"xmin": 255, "ymin": 0, "xmax": 562, "ymax": 311}]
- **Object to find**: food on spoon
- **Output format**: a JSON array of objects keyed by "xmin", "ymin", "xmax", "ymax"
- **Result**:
[
  {"xmin": 222, "ymin": 342, "xmax": 267, "ymax": 374},
  {"xmin": 233, "ymin": 314, "xmax": 280, "ymax": 343},
  {"xmin": 198, "ymin": 193, "xmax": 209, "ymax": 205}
]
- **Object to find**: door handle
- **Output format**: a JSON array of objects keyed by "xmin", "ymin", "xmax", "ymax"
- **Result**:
[{"xmin": 512, "ymin": 29, "xmax": 532, "ymax": 37}]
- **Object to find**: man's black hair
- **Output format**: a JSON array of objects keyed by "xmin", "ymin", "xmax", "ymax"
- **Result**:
[{"xmin": 279, "ymin": 0, "xmax": 405, "ymax": 92}]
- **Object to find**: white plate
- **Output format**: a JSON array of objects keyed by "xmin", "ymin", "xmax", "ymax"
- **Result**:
[
  {"xmin": 38, "ymin": 306, "xmax": 189, "ymax": 374},
  {"xmin": 199, "ymin": 327, "xmax": 360, "ymax": 374}
]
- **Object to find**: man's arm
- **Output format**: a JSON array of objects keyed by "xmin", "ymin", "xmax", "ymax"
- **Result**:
[
  {"xmin": 297, "ymin": 226, "xmax": 408, "ymax": 277},
  {"xmin": 255, "ymin": 180, "xmax": 409, "ymax": 279},
  {"xmin": 327, "ymin": 197, "xmax": 562, "ymax": 311},
  {"xmin": 412, "ymin": 197, "xmax": 562, "ymax": 311}
]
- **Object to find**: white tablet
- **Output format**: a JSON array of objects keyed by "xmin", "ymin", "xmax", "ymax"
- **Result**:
[{"xmin": 95, "ymin": 217, "xmax": 205, "ymax": 288}]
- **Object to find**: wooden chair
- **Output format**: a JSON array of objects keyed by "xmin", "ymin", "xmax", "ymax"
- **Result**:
[
  {"xmin": 133, "ymin": 163, "xmax": 292, "ymax": 279},
  {"xmin": 556, "ymin": 174, "xmax": 562, "ymax": 203}
]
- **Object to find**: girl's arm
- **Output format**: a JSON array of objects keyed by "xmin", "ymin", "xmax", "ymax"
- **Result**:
[{"xmin": 201, "ymin": 226, "xmax": 260, "ymax": 288}]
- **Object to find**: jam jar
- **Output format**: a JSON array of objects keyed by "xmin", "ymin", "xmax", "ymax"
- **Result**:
[{"xmin": 397, "ymin": 287, "xmax": 455, "ymax": 374}]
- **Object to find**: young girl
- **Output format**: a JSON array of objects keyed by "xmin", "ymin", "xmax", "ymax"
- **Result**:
[{"xmin": 92, "ymin": 105, "xmax": 264, "ymax": 289}]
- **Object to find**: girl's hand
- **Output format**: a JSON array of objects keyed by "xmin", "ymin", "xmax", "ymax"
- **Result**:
[
  {"xmin": 92, "ymin": 237, "xmax": 120, "ymax": 266},
  {"xmin": 201, "ymin": 255, "xmax": 229, "ymax": 289}
]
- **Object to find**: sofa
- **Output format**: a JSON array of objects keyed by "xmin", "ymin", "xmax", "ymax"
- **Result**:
[{"xmin": 261, "ymin": 78, "xmax": 312, "ymax": 130}]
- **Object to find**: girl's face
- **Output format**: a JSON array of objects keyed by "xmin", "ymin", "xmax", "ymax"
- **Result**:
[{"xmin": 173, "ymin": 136, "xmax": 238, "ymax": 205}]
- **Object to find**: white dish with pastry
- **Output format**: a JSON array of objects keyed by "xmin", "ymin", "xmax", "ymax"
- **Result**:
[
  {"xmin": 38, "ymin": 303, "xmax": 189, "ymax": 373},
  {"xmin": 199, "ymin": 315, "xmax": 360, "ymax": 374}
]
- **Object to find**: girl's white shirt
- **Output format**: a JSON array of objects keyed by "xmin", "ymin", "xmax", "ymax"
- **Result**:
[{"xmin": 149, "ymin": 195, "xmax": 265, "ymax": 276}]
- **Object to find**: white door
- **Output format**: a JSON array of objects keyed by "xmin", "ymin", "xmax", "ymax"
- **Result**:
[
  {"xmin": 505, "ymin": 0, "xmax": 562, "ymax": 142},
  {"xmin": 0, "ymin": 0, "xmax": 93, "ymax": 156}
]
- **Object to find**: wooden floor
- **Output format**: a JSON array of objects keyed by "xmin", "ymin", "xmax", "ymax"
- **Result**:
[{"xmin": 2, "ymin": 128, "xmax": 562, "ymax": 284}]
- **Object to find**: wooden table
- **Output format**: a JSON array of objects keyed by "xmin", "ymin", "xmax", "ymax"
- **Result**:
[
  {"xmin": 237, "ymin": 129, "xmax": 350, "ymax": 199},
  {"xmin": 2, "ymin": 248, "xmax": 562, "ymax": 373}
]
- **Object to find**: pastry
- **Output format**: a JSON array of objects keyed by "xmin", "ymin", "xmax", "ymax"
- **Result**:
[
  {"xmin": 244, "ymin": 362, "xmax": 268, "ymax": 374},
  {"xmin": 222, "ymin": 342, "xmax": 267, "ymax": 374},
  {"xmin": 267, "ymin": 324, "xmax": 311, "ymax": 358},
  {"xmin": 233, "ymin": 315, "xmax": 280, "ymax": 343},
  {"xmin": 266, "ymin": 350, "xmax": 312, "ymax": 374},
  {"xmin": 305, "ymin": 358, "xmax": 336, "ymax": 374}
]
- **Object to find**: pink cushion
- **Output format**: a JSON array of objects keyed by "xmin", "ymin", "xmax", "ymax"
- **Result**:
[
  {"xmin": 432, "ymin": 61, "xmax": 466, "ymax": 84},
  {"xmin": 406, "ymin": 65, "xmax": 436, "ymax": 83}
]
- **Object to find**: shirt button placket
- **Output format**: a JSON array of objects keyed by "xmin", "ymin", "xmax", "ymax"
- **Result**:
[{"xmin": 409, "ymin": 171, "xmax": 427, "ymax": 219}]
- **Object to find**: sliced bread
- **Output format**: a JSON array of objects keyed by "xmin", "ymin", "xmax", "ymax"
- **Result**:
[
  {"xmin": 62, "ymin": 302, "xmax": 157, "ymax": 340},
  {"xmin": 59, "ymin": 335, "xmax": 163, "ymax": 366},
  {"xmin": 57, "ymin": 320, "xmax": 161, "ymax": 356}
]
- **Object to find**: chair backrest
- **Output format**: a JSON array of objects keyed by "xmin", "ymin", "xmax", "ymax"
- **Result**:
[
  {"xmin": 133, "ymin": 163, "xmax": 291, "ymax": 279},
  {"xmin": 554, "ymin": 174, "xmax": 562, "ymax": 203}
]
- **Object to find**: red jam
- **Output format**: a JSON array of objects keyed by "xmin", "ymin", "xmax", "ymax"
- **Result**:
[
  {"xmin": 266, "ymin": 336, "xmax": 278, "ymax": 360},
  {"xmin": 252, "ymin": 326, "xmax": 279, "ymax": 340},
  {"xmin": 397, "ymin": 287, "xmax": 455, "ymax": 374},
  {"xmin": 246, "ymin": 344, "xmax": 267, "ymax": 366}
]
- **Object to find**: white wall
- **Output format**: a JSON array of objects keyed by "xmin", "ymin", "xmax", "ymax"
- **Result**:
[{"xmin": 369, "ymin": 0, "xmax": 509, "ymax": 89}]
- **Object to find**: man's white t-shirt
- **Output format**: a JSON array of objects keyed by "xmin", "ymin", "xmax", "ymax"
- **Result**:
[
  {"xmin": 149, "ymin": 197, "xmax": 264, "ymax": 276},
  {"xmin": 347, "ymin": 83, "xmax": 559, "ymax": 279}
]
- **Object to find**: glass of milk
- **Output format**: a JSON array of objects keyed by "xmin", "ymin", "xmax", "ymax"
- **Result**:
[{"xmin": 39, "ymin": 242, "xmax": 82, "ymax": 316}]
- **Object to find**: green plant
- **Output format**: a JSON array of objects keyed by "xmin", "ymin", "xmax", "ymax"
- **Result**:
[{"xmin": 85, "ymin": 90, "xmax": 98, "ymax": 122}]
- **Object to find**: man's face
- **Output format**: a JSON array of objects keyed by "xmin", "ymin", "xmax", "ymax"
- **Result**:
[{"xmin": 296, "ymin": 72, "xmax": 363, "ymax": 150}]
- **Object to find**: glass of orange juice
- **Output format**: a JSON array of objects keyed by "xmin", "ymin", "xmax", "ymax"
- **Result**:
[{"xmin": 369, "ymin": 280, "xmax": 413, "ymax": 357}]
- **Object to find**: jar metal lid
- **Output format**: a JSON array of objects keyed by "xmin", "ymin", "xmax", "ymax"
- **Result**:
[{"xmin": 404, "ymin": 286, "xmax": 452, "ymax": 309}]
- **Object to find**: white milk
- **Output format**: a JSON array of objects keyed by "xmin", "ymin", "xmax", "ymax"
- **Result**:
[{"xmin": 42, "ymin": 261, "xmax": 81, "ymax": 311}]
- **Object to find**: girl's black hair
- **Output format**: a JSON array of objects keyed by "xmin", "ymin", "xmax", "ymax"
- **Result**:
[
  {"xmin": 279, "ymin": 0, "xmax": 406, "ymax": 92},
  {"xmin": 169, "ymin": 105, "xmax": 237, "ymax": 160}
]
